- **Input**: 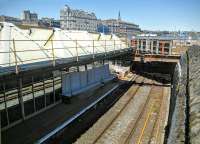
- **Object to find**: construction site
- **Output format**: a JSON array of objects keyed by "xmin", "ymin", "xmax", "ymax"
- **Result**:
[{"xmin": 0, "ymin": 21, "xmax": 200, "ymax": 144}]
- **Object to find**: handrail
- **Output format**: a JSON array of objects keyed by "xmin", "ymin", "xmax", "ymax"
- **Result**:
[
  {"xmin": 0, "ymin": 44, "xmax": 123, "ymax": 53},
  {"xmin": 0, "ymin": 39, "xmax": 130, "ymax": 74},
  {"xmin": 0, "ymin": 39, "xmax": 125, "ymax": 41}
]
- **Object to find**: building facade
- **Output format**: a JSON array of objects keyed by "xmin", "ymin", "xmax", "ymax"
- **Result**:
[
  {"xmin": 60, "ymin": 5, "xmax": 98, "ymax": 32},
  {"xmin": 40, "ymin": 18, "xmax": 60, "ymax": 28},
  {"xmin": 21, "ymin": 10, "xmax": 39, "ymax": 26},
  {"xmin": 101, "ymin": 12, "xmax": 141, "ymax": 34},
  {"xmin": 97, "ymin": 24, "xmax": 110, "ymax": 34},
  {"xmin": 131, "ymin": 35, "xmax": 173, "ymax": 55},
  {"xmin": 0, "ymin": 15, "xmax": 22, "ymax": 25},
  {"xmin": 100, "ymin": 12, "xmax": 141, "ymax": 35},
  {"xmin": 21, "ymin": 10, "xmax": 38, "ymax": 21}
]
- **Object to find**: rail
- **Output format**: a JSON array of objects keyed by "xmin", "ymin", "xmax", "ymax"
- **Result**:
[
  {"xmin": 124, "ymin": 83, "xmax": 165, "ymax": 144},
  {"xmin": 91, "ymin": 75, "xmax": 143, "ymax": 144}
]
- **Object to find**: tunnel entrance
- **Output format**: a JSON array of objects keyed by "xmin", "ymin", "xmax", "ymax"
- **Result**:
[{"xmin": 131, "ymin": 61, "xmax": 176, "ymax": 84}]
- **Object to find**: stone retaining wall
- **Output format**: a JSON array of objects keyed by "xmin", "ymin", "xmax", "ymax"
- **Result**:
[{"xmin": 167, "ymin": 45, "xmax": 200, "ymax": 144}]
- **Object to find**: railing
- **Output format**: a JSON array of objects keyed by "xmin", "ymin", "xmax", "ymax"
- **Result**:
[
  {"xmin": 0, "ymin": 39, "xmax": 130, "ymax": 74},
  {"xmin": 0, "ymin": 74, "xmax": 62, "ymax": 130}
]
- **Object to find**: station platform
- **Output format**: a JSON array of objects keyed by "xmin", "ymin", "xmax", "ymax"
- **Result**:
[{"xmin": 2, "ymin": 80, "xmax": 120, "ymax": 144}]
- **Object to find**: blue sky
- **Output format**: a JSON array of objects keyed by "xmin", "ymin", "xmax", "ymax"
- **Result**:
[{"xmin": 0, "ymin": 0, "xmax": 199, "ymax": 31}]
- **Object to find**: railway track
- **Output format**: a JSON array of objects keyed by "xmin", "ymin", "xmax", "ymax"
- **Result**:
[
  {"xmin": 123, "ymin": 84, "xmax": 155, "ymax": 144},
  {"xmin": 75, "ymin": 76, "xmax": 169, "ymax": 144},
  {"xmin": 36, "ymin": 73, "xmax": 137, "ymax": 143},
  {"xmin": 124, "ymin": 85, "xmax": 165, "ymax": 144},
  {"xmin": 34, "ymin": 73, "xmax": 169, "ymax": 144},
  {"xmin": 91, "ymin": 76, "xmax": 145, "ymax": 144}
]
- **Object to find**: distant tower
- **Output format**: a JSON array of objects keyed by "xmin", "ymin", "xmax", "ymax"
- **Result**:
[{"xmin": 118, "ymin": 11, "xmax": 121, "ymax": 21}]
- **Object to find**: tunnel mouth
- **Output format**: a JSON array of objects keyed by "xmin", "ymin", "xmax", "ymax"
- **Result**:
[{"xmin": 131, "ymin": 61, "xmax": 177, "ymax": 84}]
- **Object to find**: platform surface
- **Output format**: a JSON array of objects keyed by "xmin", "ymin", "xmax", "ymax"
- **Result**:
[{"xmin": 2, "ymin": 81, "xmax": 119, "ymax": 144}]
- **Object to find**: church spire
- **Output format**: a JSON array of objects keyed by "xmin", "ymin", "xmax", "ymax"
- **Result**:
[{"xmin": 118, "ymin": 11, "xmax": 121, "ymax": 21}]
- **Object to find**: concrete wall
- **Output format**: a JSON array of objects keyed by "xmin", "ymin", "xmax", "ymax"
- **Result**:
[
  {"xmin": 167, "ymin": 55, "xmax": 187, "ymax": 144},
  {"xmin": 167, "ymin": 45, "xmax": 200, "ymax": 144},
  {"xmin": 187, "ymin": 46, "xmax": 200, "ymax": 144},
  {"xmin": 62, "ymin": 64, "xmax": 113, "ymax": 97}
]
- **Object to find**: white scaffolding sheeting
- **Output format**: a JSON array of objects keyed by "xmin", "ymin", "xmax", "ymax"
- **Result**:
[{"xmin": 0, "ymin": 22, "xmax": 128, "ymax": 72}]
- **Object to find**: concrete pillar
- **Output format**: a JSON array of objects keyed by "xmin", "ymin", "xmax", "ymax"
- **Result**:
[
  {"xmin": 156, "ymin": 40, "xmax": 159, "ymax": 54},
  {"xmin": 18, "ymin": 77, "xmax": 25, "ymax": 120}
]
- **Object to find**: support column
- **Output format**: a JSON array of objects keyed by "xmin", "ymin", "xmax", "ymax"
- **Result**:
[
  {"xmin": 156, "ymin": 40, "xmax": 159, "ymax": 54},
  {"xmin": 43, "ymin": 75, "xmax": 46, "ymax": 107},
  {"xmin": 3, "ymin": 83, "xmax": 9, "ymax": 126},
  {"xmin": 52, "ymin": 74, "xmax": 55, "ymax": 103},
  {"xmin": 18, "ymin": 77, "xmax": 25, "ymax": 120},
  {"xmin": 31, "ymin": 76, "xmax": 36, "ymax": 112}
]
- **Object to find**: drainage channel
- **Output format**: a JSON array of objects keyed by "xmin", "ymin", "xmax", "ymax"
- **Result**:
[{"xmin": 185, "ymin": 51, "xmax": 190, "ymax": 144}]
